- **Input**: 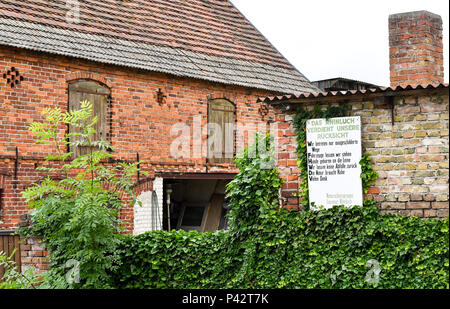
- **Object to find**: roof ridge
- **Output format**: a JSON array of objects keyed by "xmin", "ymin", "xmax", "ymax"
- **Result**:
[
  {"xmin": 0, "ymin": 17, "xmax": 318, "ymax": 94},
  {"xmin": 0, "ymin": 0, "xmax": 318, "ymax": 93},
  {"xmin": 0, "ymin": 0, "xmax": 298, "ymax": 69}
]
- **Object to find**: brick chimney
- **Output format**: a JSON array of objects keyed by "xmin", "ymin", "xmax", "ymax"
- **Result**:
[{"xmin": 389, "ymin": 11, "xmax": 444, "ymax": 88}]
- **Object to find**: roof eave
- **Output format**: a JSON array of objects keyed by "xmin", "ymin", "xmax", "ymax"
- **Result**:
[{"xmin": 258, "ymin": 83, "xmax": 450, "ymax": 104}]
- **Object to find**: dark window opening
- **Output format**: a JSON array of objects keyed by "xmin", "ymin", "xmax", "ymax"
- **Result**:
[{"xmin": 162, "ymin": 178, "xmax": 231, "ymax": 232}]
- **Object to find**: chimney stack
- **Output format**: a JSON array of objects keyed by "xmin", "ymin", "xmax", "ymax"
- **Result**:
[{"xmin": 389, "ymin": 11, "xmax": 444, "ymax": 88}]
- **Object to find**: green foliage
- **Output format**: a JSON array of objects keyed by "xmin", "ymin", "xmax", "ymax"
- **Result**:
[
  {"xmin": 0, "ymin": 250, "xmax": 42, "ymax": 289},
  {"xmin": 113, "ymin": 230, "xmax": 228, "ymax": 289},
  {"xmin": 113, "ymin": 201, "xmax": 449, "ymax": 289},
  {"xmin": 226, "ymin": 133, "xmax": 282, "ymax": 237},
  {"xmin": 112, "ymin": 136, "xmax": 449, "ymax": 289},
  {"xmin": 360, "ymin": 152, "xmax": 379, "ymax": 194},
  {"xmin": 21, "ymin": 101, "xmax": 144, "ymax": 289}
]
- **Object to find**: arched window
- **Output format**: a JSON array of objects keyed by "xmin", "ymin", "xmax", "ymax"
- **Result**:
[
  {"xmin": 207, "ymin": 99, "xmax": 235, "ymax": 164},
  {"xmin": 68, "ymin": 80, "xmax": 110, "ymax": 157}
]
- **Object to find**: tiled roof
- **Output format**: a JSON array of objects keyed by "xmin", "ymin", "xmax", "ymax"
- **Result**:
[
  {"xmin": 0, "ymin": 0, "xmax": 319, "ymax": 94},
  {"xmin": 258, "ymin": 83, "xmax": 450, "ymax": 103}
]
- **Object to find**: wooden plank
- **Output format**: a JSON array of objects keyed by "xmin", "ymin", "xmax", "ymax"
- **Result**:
[
  {"xmin": 224, "ymin": 109, "xmax": 234, "ymax": 161},
  {"xmin": 79, "ymin": 92, "xmax": 96, "ymax": 156},
  {"xmin": 2, "ymin": 235, "xmax": 7, "ymax": 255},
  {"xmin": 94, "ymin": 93, "xmax": 107, "ymax": 142},
  {"xmin": 69, "ymin": 90, "xmax": 83, "ymax": 157},
  {"xmin": 8, "ymin": 235, "xmax": 13, "ymax": 258},
  {"xmin": 13, "ymin": 236, "xmax": 21, "ymax": 271},
  {"xmin": 208, "ymin": 105, "xmax": 221, "ymax": 163},
  {"xmin": 0, "ymin": 236, "xmax": 6, "ymax": 281},
  {"xmin": 203, "ymin": 194, "xmax": 225, "ymax": 232}
]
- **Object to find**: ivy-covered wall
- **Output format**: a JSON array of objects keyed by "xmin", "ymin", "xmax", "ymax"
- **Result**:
[
  {"xmin": 113, "ymin": 205, "xmax": 449, "ymax": 289},
  {"xmin": 111, "ymin": 134, "xmax": 449, "ymax": 289},
  {"xmin": 271, "ymin": 87, "xmax": 449, "ymax": 218}
]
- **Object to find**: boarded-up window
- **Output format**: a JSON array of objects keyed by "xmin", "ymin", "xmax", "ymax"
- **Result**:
[
  {"xmin": 207, "ymin": 99, "xmax": 235, "ymax": 164},
  {"xmin": 68, "ymin": 80, "xmax": 109, "ymax": 157}
]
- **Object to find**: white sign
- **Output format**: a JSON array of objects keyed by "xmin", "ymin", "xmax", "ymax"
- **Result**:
[{"xmin": 306, "ymin": 116, "xmax": 363, "ymax": 209}]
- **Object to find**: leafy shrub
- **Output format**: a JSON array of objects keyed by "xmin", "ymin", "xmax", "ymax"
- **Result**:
[
  {"xmin": 21, "ymin": 102, "xmax": 142, "ymax": 288},
  {"xmin": 0, "ymin": 250, "xmax": 42, "ymax": 289},
  {"xmin": 113, "ymin": 230, "xmax": 228, "ymax": 289},
  {"xmin": 226, "ymin": 133, "xmax": 281, "ymax": 237},
  {"xmin": 113, "ymin": 201, "xmax": 448, "ymax": 289}
]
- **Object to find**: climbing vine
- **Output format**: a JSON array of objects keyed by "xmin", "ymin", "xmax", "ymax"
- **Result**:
[
  {"xmin": 360, "ymin": 152, "xmax": 379, "ymax": 194},
  {"xmin": 293, "ymin": 104, "xmax": 377, "ymax": 209}
]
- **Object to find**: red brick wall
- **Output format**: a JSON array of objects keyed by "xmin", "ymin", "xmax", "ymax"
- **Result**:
[
  {"xmin": 274, "ymin": 113, "xmax": 301, "ymax": 211},
  {"xmin": 20, "ymin": 235, "xmax": 49, "ymax": 275},
  {"xmin": 0, "ymin": 46, "xmax": 277, "ymax": 232},
  {"xmin": 389, "ymin": 11, "xmax": 444, "ymax": 87}
]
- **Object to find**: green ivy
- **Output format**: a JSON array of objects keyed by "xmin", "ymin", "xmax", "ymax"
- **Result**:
[
  {"xmin": 113, "ymin": 202, "xmax": 449, "ymax": 289},
  {"xmin": 111, "ymin": 134, "xmax": 449, "ymax": 289},
  {"xmin": 225, "ymin": 133, "xmax": 281, "ymax": 238},
  {"xmin": 360, "ymin": 152, "xmax": 379, "ymax": 194}
]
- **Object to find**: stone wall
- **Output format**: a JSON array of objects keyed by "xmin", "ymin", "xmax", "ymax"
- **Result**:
[{"xmin": 272, "ymin": 87, "xmax": 449, "ymax": 218}]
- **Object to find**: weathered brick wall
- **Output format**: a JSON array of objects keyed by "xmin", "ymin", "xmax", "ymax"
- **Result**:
[
  {"xmin": 20, "ymin": 235, "xmax": 49, "ymax": 275},
  {"xmin": 274, "ymin": 113, "xmax": 301, "ymax": 210},
  {"xmin": 273, "ymin": 88, "xmax": 449, "ymax": 218},
  {"xmin": 389, "ymin": 11, "xmax": 444, "ymax": 87},
  {"xmin": 0, "ymin": 46, "xmax": 276, "ymax": 232},
  {"xmin": 18, "ymin": 214, "xmax": 49, "ymax": 275}
]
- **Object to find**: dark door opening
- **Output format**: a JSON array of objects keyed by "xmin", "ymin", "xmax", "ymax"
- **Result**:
[{"xmin": 162, "ymin": 178, "xmax": 231, "ymax": 232}]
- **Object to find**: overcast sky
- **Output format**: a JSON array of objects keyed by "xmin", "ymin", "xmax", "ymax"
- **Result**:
[{"xmin": 231, "ymin": 0, "xmax": 449, "ymax": 87}]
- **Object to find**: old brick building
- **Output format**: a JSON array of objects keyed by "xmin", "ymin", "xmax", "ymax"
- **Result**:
[
  {"xmin": 0, "ymin": 0, "xmax": 319, "ymax": 238},
  {"xmin": 0, "ymin": 2, "xmax": 448, "ymax": 276}
]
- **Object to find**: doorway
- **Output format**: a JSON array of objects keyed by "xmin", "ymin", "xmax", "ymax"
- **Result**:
[{"xmin": 162, "ymin": 176, "xmax": 233, "ymax": 232}]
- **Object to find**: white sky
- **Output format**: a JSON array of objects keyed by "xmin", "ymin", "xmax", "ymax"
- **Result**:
[{"xmin": 230, "ymin": 0, "xmax": 449, "ymax": 87}]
